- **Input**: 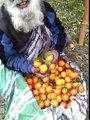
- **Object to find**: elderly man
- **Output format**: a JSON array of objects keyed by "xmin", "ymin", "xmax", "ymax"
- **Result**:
[{"xmin": 0, "ymin": 0, "xmax": 69, "ymax": 76}]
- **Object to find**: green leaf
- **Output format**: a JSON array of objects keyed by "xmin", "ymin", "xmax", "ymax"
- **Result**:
[
  {"xmin": 38, "ymin": 78, "xmax": 43, "ymax": 84},
  {"xmin": 46, "ymin": 98, "xmax": 51, "ymax": 104},
  {"xmin": 33, "ymin": 56, "xmax": 42, "ymax": 61},
  {"xmin": 43, "ymin": 59, "xmax": 51, "ymax": 65},
  {"xmin": 44, "ymin": 51, "xmax": 52, "ymax": 58}
]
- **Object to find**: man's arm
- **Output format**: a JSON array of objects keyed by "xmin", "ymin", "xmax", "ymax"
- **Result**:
[
  {"xmin": 44, "ymin": 1, "xmax": 68, "ymax": 53},
  {"xmin": 0, "ymin": 32, "xmax": 32, "ymax": 73}
]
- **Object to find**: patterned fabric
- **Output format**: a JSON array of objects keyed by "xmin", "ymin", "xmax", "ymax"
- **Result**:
[
  {"xmin": 0, "ymin": 52, "xmax": 87, "ymax": 120},
  {"xmin": 0, "ymin": 60, "xmax": 46, "ymax": 120},
  {"xmin": 19, "ymin": 24, "xmax": 52, "ymax": 61}
]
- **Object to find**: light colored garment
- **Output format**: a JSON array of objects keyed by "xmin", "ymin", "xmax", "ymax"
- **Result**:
[{"xmin": 0, "ymin": 60, "xmax": 46, "ymax": 120}]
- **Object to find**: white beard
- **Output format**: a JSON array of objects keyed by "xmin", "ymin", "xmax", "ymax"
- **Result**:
[{"xmin": 4, "ymin": 0, "xmax": 44, "ymax": 33}]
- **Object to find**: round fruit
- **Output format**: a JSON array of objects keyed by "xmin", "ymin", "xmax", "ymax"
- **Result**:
[
  {"xmin": 33, "ymin": 60, "xmax": 42, "ymax": 68},
  {"xmin": 40, "ymin": 64, "xmax": 48, "ymax": 74}
]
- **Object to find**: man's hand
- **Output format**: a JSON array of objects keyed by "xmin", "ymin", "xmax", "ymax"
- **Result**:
[
  {"xmin": 50, "ymin": 50, "xmax": 59, "ymax": 64},
  {"xmin": 31, "ymin": 66, "xmax": 48, "ymax": 77}
]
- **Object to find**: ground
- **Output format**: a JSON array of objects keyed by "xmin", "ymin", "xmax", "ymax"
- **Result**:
[{"xmin": 0, "ymin": 0, "xmax": 89, "ymax": 120}]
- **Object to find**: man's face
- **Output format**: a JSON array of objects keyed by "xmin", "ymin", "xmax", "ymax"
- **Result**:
[{"xmin": 6, "ymin": 0, "xmax": 30, "ymax": 9}]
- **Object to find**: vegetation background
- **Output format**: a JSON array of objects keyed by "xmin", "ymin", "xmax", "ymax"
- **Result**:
[{"xmin": 0, "ymin": 0, "xmax": 89, "ymax": 120}]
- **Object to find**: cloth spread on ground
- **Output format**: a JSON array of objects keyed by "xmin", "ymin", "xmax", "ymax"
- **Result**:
[{"xmin": 0, "ymin": 53, "xmax": 87, "ymax": 120}]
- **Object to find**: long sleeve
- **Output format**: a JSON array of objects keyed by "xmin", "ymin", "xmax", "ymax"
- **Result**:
[
  {"xmin": 44, "ymin": 1, "xmax": 68, "ymax": 53},
  {"xmin": 0, "ymin": 33, "xmax": 32, "ymax": 73}
]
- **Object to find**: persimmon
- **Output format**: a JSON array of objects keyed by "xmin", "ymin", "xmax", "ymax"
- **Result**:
[
  {"xmin": 60, "ymin": 71, "xmax": 66, "ymax": 78},
  {"xmin": 70, "ymin": 96, "xmax": 74, "ymax": 101},
  {"xmin": 40, "ymin": 64, "xmax": 48, "ymax": 74}
]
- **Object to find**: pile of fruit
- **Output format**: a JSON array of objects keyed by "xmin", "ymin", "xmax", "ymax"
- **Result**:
[{"xmin": 24, "ymin": 51, "xmax": 85, "ymax": 109}]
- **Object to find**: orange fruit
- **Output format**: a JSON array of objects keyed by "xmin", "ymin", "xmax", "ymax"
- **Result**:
[
  {"xmin": 61, "ymin": 79, "xmax": 65, "ymax": 85},
  {"xmin": 29, "ymin": 85, "xmax": 33, "ymax": 90},
  {"xmin": 42, "ymin": 76, "xmax": 49, "ymax": 83},
  {"xmin": 33, "ymin": 76, "xmax": 39, "ymax": 83},
  {"xmin": 35, "ymin": 96, "xmax": 40, "ymax": 102},
  {"xmin": 70, "ymin": 89, "xmax": 77, "ymax": 96},
  {"xmin": 70, "ymin": 96, "xmax": 74, "ymax": 101},
  {"xmin": 56, "ymin": 79, "xmax": 62, "ymax": 86},
  {"xmin": 54, "ymin": 88, "xmax": 61, "ymax": 95},
  {"xmin": 49, "ymin": 73, "xmax": 56, "ymax": 81},
  {"xmin": 69, "ymin": 72, "xmax": 76, "ymax": 80},
  {"xmin": 74, "ymin": 72, "xmax": 79, "ymax": 78},
  {"xmin": 39, "ymin": 101, "xmax": 44, "ymax": 109},
  {"xmin": 51, "ymin": 100, "xmax": 59, "ymax": 107},
  {"xmin": 34, "ymin": 83, "xmax": 41, "ymax": 90},
  {"xmin": 44, "ymin": 100, "xmax": 51, "ymax": 107},
  {"xmin": 78, "ymin": 84, "xmax": 85, "ymax": 93},
  {"xmin": 27, "ymin": 78, "xmax": 33, "ymax": 85},
  {"xmin": 33, "ymin": 90, "xmax": 39, "ymax": 96},
  {"xmin": 66, "ymin": 69, "xmax": 72, "ymax": 76},
  {"xmin": 60, "ymin": 71, "xmax": 66, "ymax": 78},
  {"xmin": 72, "ymin": 82, "xmax": 79, "ymax": 88},
  {"xmin": 33, "ymin": 60, "xmax": 42, "ymax": 68},
  {"xmin": 49, "ymin": 64, "xmax": 56, "ymax": 71},
  {"xmin": 65, "ymin": 76, "xmax": 71, "ymax": 83},
  {"xmin": 40, "ymin": 94, "xmax": 46, "ymax": 101},
  {"xmin": 45, "ymin": 54, "xmax": 54, "ymax": 62},
  {"xmin": 40, "ymin": 64, "xmax": 48, "ymax": 74},
  {"xmin": 65, "ymin": 83, "xmax": 72, "ymax": 89},
  {"xmin": 50, "ymin": 93, "xmax": 57, "ymax": 100},
  {"xmin": 62, "ymin": 88, "xmax": 68, "ymax": 94},
  {"xmin": 58, "ymin": 60, "xmax": 65, "ymax": 66},
  {"xmin": 66, "ymin": 102, "xmax": 71, "ymax": 108},
  {"xmin": 39, "ymin": 87, "xmax": 46, "ymax": 94},
  {"xmin": 47, "ymin": 93, "xmax": 52, "ymax": 100},
  {"xmin": 62, "ymin": 94, "xmax": 69, "ymax": 102},
  {"xmin": 69, "ymin": 43, "xmax": 75, "ymax": 49},
  {"xmin": 55, "ymin": 70, "xmax": 59, "ymax": 76},
  {"xmin": 65, "ymin": 62, "xmax": 70, "ymax": 68},
  {"xmin": 56, "ymin": 95, "xmax": 62, "ymax": 102},
  {"xmin": 46, "ymin": 86, "xmax": 53, "ymax": 93},
  {"xmin": 58, "ymin": 66, "xmax": 63, "ymax": 72},
  {"xmin": 50, "ymin": 69, "xmax": 56, "ymax": 74},
  {"xmin": 60, "ymin": 102, "xmax": 67, "ymax": 108}
]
